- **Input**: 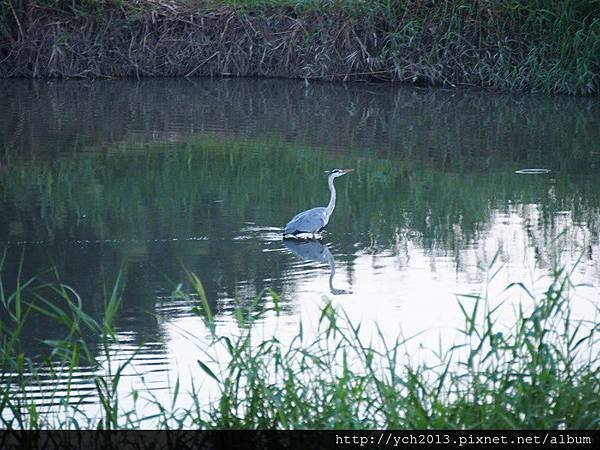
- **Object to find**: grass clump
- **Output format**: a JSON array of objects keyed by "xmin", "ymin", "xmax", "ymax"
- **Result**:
[
  {"xmin": 0, "ymin": 253, "xmax": 598, "ymax": 429},
  {"xmin": 194, "ymin": 266, "xmax": 599, "ymax": 429},
  {"xmin": 0, "ymin": 251, "xmax": 126, "ymax": 429},
  {"xmin": 1, "ymin": 0, "xmax": 598, "ymax": 94}
]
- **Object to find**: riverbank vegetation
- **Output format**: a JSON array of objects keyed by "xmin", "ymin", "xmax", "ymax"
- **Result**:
[
  {"xmin": 0, "ymin": 255, "xmax": 598, "ymax": 429},
  {"xmin": 1, "ymin": 0, "xmax": 599, "ymax": 94}
]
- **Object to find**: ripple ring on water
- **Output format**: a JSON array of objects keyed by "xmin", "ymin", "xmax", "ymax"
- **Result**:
[{"xmin": 514, "ymin": 168, "xmax": 551, "ymax": 174}]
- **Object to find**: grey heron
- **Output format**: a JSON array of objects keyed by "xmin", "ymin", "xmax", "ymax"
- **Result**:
[{"xmin": 283, "ymin": 168, "xmax": 353, "ymax": 238}]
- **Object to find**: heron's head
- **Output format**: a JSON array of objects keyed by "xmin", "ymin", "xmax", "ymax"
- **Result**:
[{"xmin": 325, "ymin": 168, "xmax": 353, "ymax": 178}]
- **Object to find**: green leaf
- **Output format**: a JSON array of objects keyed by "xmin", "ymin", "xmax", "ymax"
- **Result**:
[{"xmin": 197, "ymin": 360, "xmax": 219, "ymax": 383}]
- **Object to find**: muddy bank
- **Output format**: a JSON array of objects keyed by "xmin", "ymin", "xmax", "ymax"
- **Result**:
[{"xmin": 1, "ymin": 1, "xmax": 599, "ymax": 95}]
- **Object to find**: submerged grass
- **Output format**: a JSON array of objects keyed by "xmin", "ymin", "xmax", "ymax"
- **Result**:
[
  {"xmin": 0, "ymin": 251, "xmax": 598, "ymax": 429},
  {"xmin": 1, "ymin": 0, "xmax": 599, "ymax": 94}
]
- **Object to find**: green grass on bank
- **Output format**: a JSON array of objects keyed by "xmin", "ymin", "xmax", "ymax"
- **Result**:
[
  {"xmin": 1, "ymin": 0, "xmax": 598, "ymax": 94},
  {"xmin": 1, "ymin": 252, "xmax": 598, "ymax": 429}
]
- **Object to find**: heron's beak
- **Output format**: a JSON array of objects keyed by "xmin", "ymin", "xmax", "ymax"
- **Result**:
[{"xmin": 342, "ymin": 169, "xmax": 354, "ymax": 174}]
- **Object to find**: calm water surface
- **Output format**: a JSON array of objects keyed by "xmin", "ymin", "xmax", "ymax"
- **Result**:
[{"xmin": 1, "ymin": 79, "xmax": 599, "ymax": 422}]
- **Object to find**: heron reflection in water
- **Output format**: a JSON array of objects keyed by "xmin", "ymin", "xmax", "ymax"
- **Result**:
[{"xmin": 284, "ymin": 239, "xmax": 351, "ymax": 295}]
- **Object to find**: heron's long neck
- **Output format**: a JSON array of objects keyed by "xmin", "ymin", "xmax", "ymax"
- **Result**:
[
  {"xmin": 327, "ymin": 250, "xmax": 337, "ymax": 292},
  {"xmin": 325, "ymin": 175, "xmax": 336, "ymax": 219}
]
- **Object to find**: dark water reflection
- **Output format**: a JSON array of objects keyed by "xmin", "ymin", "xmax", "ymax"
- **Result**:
[
  {"xmin": 3, "ymin": 78, "xmax": 600, "ymax": 172},
  {"xmin": 0, "ymin": 79, "xmax": 599, "ymax": 414}
]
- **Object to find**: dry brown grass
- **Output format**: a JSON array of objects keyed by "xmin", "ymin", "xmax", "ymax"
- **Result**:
[
  {"xmin": 1, "ymin": 0, "xmax": 598, "ymax": 94},
  {"xmin": 1, "ymin": 2, "xmax": 387, "ymax": 80}
]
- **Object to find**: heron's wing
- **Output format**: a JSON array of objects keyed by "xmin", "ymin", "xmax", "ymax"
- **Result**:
[{"xmin": 284, "ymin": 207, "xmax": 327, "ymax": 234}]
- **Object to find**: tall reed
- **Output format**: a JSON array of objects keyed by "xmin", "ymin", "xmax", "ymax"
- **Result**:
[{"xmin": 0, "ymin": 254, "xmax": 598, "ymax": 429}]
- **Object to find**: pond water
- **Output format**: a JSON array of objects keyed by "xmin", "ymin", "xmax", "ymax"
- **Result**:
[{"xmin": 1, "ymin": 79, "xmax": 599, "ymax": 423}]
